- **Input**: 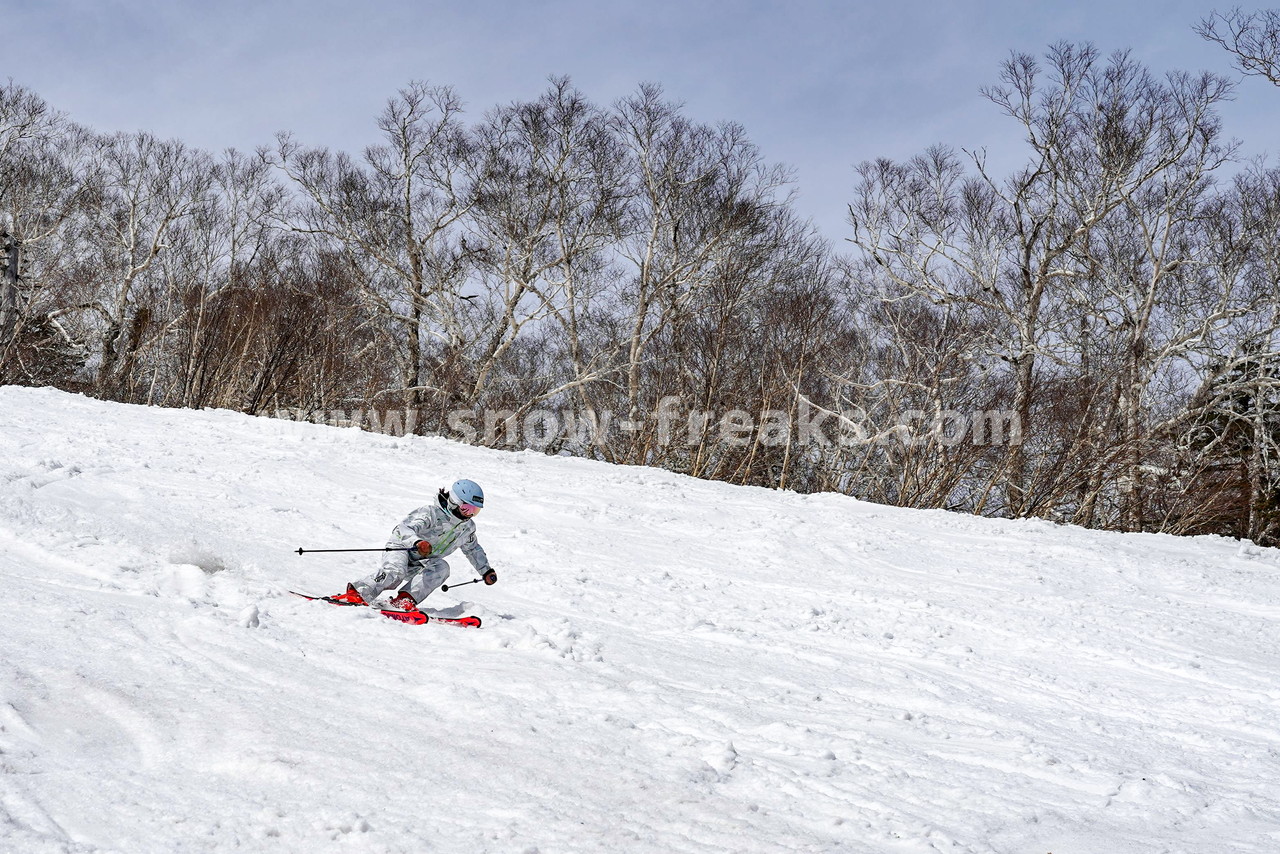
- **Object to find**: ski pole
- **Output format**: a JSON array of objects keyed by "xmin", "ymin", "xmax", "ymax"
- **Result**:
[
  {"xmin": 441, "ymin": 579, "xmax": 480, "ymax": 592},
  {"xmin": 295, "ymin": 546, "xmax": 414, "ymax": 556}
]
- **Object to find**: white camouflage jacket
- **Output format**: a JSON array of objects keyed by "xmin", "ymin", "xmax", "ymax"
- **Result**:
[{"xmin": 387, "ymin": 493, "xmax": 491, "ymax": 573}]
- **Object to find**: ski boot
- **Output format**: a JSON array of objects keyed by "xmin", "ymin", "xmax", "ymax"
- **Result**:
[
  {"xmin": 330, "ymin": 584, "xmax": 368, "ymax": 605},
  {"xmin": 389, "ymin": 591, "xmax": 419, "ymax": 612}
]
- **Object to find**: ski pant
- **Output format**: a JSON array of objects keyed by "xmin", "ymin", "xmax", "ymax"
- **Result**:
[{"xmin": 351, "ymin": 547, "xmax": 451, "ymax": 605}]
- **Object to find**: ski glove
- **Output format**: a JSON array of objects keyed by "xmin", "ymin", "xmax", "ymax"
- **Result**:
[
  {"xmin": 482, "ymin": 569, "xmax": 498, "ymax": 586},
  {"xmin": 413, "ymin": 540, "xmax": 432, "ymax": 556}
]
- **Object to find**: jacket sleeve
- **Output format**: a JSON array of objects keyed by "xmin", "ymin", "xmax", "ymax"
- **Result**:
[{"xmin": 460, "ymin": 526, "xmax": 491, "ymax": 573}]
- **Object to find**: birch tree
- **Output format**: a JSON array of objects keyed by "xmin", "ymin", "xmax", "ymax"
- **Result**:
[
  {"xmin": 1197, "ymin": 8, "xmax": 1280, "ymax": 86},
  {"xmin": 75, "ymin": 132, "xmax": 211, "ymax": 397},
  {"xmin": 274, "ymin": 82, "xmax": 472, "ymax": 410},
  {"xmin": 464, "ymin": 78, "xmax": 627, "ymax": 418},
  {"xmin": 0, "ymin": 83, "xmax": 94, "ymax": 382},
  {"xmin": 848, "ymin": 44, "xmax": 1239, "ymax": 519},
  {"xmin": 611, "ymin": 84, "xmax": 793, "ymax": 462}
]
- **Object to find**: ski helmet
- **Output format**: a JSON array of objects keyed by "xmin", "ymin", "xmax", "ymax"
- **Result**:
[{"xmin": 447, "ymin": 478, "xmax": 484, "ymax": 518}]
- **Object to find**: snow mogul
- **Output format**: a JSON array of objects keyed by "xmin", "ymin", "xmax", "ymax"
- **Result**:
[{"xmin": 331, "ymin": 478, "xmax": 497, "ymax": 612}]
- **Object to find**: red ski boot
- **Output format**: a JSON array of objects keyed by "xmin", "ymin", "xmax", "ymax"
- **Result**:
[
  {"xmin": 389, "ymin": 591, "xmax": 419, "ymax": 612},
  {"xmin": 330, "ymin": 584, "xmax": 368, "ymax": 605}
]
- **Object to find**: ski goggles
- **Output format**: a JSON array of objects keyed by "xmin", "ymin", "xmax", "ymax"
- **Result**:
[{"xmin": 457, "ymin": 503, "xmax": 481, "ymax": 518}]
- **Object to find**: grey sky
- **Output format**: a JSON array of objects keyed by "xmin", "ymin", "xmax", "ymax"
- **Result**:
[{"xmin": 6, "ymin": 0, "xmax": 1277, "ymax": 242}]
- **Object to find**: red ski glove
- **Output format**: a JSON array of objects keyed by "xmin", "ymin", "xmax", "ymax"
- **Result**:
[
  {"xmin": 413, "ymin": 540, "xmax": 432, "ymax": 556},
  {"xmin": 482, "ymin": 569, "xmax": 498, "ymax": 586}
]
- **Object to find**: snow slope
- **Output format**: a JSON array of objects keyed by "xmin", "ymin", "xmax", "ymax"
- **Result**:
[{"xmin": 1, "ymin": 386, "xmax": 1278, "ymax": 854}]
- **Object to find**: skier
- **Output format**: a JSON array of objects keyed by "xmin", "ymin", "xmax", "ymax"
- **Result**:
[{"xmin": 332, "ymin": 479, "xmax": 497, "ymax": 612}]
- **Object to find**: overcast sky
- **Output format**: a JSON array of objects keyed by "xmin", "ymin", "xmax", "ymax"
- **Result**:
[{"xmin": 7, "ymin": 0, "xmax": 1277, "ymax": 242}]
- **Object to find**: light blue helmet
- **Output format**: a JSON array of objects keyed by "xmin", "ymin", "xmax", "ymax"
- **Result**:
[{"xmin": 447, "ymin": 479, "xmax": 484, "ymax": 518}]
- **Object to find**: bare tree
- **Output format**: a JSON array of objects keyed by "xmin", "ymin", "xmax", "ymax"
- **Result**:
[
  {"xmin": 274, "ymin": 82, "xmax": 473, "ymax": 411},
  {"xmin": 0, "ymin": 82, "xmax": 94, "ymax": 382},
  {"xmin": 165, "ymin": 148, "xmax": 291, "ymax": 407},
  {"xmin": 1197, "ymin": 7, "xmax": 1280, "ymax": 86},
  {"xmin": 611, "ymin": 84, "xmax": 794, "ymax": 463},
  {"xmin": 848, "ymin": 44, "xmax": 1240, "ymax": 521},
  {"xmin": 1157, "ymin": 164, "xmax": 1280, "ymax": 542},
  {"xmin": 463, "ymin": 78, "xmax": 628, "ymax": 420},
  {"xmin": 172, "ymin": 243, "xmax": 376, "ymax": 414},
  {"xmin": 58, "ymin": 132, "xmax": 212, "ymax": 398},
  {"xmin": 1056, "ymin": 61, "xmax": 1241, "ymax": 528}
]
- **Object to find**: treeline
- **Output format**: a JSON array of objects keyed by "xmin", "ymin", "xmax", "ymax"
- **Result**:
[{"xmin": 2, "ymin": 25, "xmax": 1278, "ymax": 544}]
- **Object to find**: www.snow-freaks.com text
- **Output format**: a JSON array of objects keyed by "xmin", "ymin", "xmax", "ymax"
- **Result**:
[{"xmin": 273, "ymin": 397, "xmax": 1022, "ymax": 449}]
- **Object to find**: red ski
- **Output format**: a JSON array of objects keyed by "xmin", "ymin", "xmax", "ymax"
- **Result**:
[
  {"xmin": 290, "ymin": 591, "xmax": 482, "ymax": 628},
  {"xmin": 379, "ymin": 609, "xmax": 482, "ymax": 627}
]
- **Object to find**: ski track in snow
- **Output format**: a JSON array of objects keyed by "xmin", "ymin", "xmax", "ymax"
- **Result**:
[{"xmin": 1, "ymin": 386, "xmax": 1278, "ymax": 853}]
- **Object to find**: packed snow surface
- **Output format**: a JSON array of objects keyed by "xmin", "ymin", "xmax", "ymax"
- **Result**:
[{"xmin": 1, "ymin": 387, "xmax": 1278, "ymax": 854}]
